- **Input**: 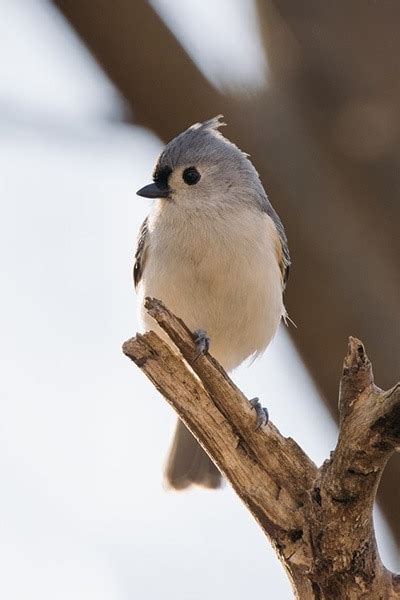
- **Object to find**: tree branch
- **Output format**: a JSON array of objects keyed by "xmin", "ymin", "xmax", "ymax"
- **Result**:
[{"xmin": 123, "ymin": 298, "xmax": 400, "ymax": 598}]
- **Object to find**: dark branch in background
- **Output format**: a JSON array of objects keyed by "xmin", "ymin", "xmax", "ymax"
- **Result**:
[{"xmin": 123, "ymin": 298, "xmax": 400, "ymax": 598}]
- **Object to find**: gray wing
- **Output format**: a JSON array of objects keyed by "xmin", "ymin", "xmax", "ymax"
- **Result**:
[
  {"xmin": 133, "ymin": 217, "xmax": 149, "ymax": 290},
  {"xmin": 256, "ymin": 185, "xmax": 291, "ymax": 288},
  {"xmin": 276, "ymin": 222, "xmax": 291, "ymax": 289},
  {"xmin": 266, "ymin": 204, "xmax": 291, "ymax": 289}
]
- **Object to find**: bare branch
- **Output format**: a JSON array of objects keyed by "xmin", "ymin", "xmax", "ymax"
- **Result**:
[{"xmin": 123, "ymin": 299, "xmax": 400, "ymax": 598}]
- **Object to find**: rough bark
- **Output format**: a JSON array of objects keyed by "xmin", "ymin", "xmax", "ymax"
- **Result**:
[{"xmin": 123, "ymin": 298, "xmax": 400, "ymax": 599}]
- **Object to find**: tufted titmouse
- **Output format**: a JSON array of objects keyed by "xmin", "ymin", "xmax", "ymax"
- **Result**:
[{"xmin": 134, "ymin": 116, "xmax": 290, "ymax": 490}]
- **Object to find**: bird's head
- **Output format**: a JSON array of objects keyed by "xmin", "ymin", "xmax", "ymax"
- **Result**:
[{"xmin": 136, "ymin": 116, "xmax": 267, "ymax": 212}]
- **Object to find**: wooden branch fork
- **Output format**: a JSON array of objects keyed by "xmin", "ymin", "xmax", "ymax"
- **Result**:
[{"xmin": 123, "ymin": 298, "xmax": 400, "ymax": 599}]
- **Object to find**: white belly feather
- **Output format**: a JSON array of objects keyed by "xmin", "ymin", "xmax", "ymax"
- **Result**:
[{"xmin": 138, "ymin": 203, "xmax": 284, "ymax": 372}]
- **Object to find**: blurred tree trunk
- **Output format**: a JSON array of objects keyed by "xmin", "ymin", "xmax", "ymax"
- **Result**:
[{"xmin": 54, "ymin": 0, "xmax": 400, "ymax": 549}]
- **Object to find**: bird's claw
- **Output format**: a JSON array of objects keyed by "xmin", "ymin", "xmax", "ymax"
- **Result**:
[
  {"xmin": 193, "ymin": 329, "xmax": 210, "ymax": 360},
  {"xmin": 250, "ymin": 397, "xmax": 269, "ymax": 430}
]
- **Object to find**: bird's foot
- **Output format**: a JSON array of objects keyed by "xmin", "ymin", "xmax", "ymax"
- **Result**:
[
  {"xmin": 250, "ymin": 397, "xmax": 269, "ymax": 430},
  {"xmin": 193, "ymin": 329, "xmax": 210, "ymax": 359}
]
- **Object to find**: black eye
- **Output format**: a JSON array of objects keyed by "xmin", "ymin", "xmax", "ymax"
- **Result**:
[{"xmin": 182, "ymin": 167, "xmax": 200, "ymax": 185}]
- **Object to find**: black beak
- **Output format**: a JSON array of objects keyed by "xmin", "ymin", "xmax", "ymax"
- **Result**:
[{"xmin": 136, "ymin": 182, "xmax": 170, "ymax": 199}]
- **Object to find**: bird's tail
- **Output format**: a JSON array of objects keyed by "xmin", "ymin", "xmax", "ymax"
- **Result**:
[{"xmin": 164, "ymin": 419, "xmax": 222, "ymax": 490}]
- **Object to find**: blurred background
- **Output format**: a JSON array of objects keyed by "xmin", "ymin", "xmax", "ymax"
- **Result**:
[{"xmin": 1, "ymin": 1, "xmax": 399, "ymax": 598}]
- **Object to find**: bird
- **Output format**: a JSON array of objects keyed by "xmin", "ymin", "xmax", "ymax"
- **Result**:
[{"xmin": 134, "ymin": 116, "xmax": 290, "ymax": 490}]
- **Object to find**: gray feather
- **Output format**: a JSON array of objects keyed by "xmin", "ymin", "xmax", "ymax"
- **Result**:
[
  {"xmin": 133, "ymin": 217, "xmax": 148, "ymax": 289},
  {"xmin": 264, "ymin": 202, "xmax": 291, "ymax": 287},
  {"xmin": 164, "ymin": 419, "xmax": 221, "ymax": 490}
]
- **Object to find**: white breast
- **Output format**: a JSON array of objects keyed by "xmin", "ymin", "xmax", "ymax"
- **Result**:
[{"xmin": 137, "ymin": 202, "xmax": 285, "ymax": 371}]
